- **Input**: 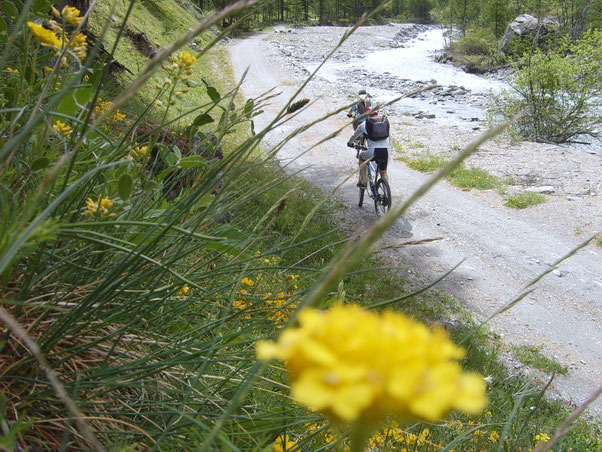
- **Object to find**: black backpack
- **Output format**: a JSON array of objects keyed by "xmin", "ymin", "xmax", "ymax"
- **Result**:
[{"xmin": 365, "ymin": 115, "xmax": 389, "ymax": 140}]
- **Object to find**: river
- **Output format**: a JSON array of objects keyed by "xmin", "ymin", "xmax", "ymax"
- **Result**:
[
  {"xmin": 303, "ymin": 26, "xmax": 505, "ymax": 129},
  {"xmin": 302, "ymin": 26, "xmax": 601, "ymax": 154}
]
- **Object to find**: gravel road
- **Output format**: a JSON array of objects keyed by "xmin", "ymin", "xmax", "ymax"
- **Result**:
[{"xmin": 228, "ymin": 24, "xmax": 602, "ymax": 416}]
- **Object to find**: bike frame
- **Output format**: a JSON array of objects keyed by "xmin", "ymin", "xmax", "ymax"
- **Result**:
[{"xmin": 354, "ymin": 144, "xmax": 391, "ymax": 216}]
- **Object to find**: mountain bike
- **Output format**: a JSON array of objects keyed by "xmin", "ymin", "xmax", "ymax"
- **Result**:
[{"xmin": 353, "ymin": 143, "xmax": 391, "ymax": 216}]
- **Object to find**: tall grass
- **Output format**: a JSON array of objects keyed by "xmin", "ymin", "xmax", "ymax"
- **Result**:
[{"xmin": 1, "ymin": 1, "xmax": 600, "ymax": 451}]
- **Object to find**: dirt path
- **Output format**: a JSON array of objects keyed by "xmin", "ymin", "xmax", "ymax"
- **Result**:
[{"xmin": 229, "ymin": 28, "xmax": 602, "ymax": 415}]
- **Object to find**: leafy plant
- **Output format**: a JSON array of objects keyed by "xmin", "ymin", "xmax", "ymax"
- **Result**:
[
  {"xmin": 505, "ymin": 191, "xmax": 547, "ymax": 209},
  {"xmin": 449, "ymin": 165, "xmax": 500, "ymax": 190},
  {"xmin": 494, "ymin": 29, "xmax": 602, "ymax": 143},
  {"xmin": 403, "ymin": 153, "xmax": 447, "ymax": 172}
]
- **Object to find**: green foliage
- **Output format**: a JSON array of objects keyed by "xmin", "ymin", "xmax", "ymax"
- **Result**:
[
  {"xmin": 494, "ymin": 29, "xmax": 602, "ymax": 143},
  {"xmin": 505, "ymin": 191, "xmax": 547, "ymax": 209},
  {"xmin": 448, "ymin": 28, "xmax": 507, "ymax": 72},
  {"xmin": 403, "ymin": 153, "xmax": 447, "ymax": 172},
  {"xmin": 449, "ymin": 165, "xmax": 500, "ymax": 190},
  {"xmin": 512, "ymin": 345, "xmax": 569, "ymax": 375}
]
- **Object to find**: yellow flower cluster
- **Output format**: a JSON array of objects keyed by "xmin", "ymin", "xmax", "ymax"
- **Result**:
[
  {"xmin": 6, "ymin": 67, "xmax": 19, "ymax": 75},
  {"xmin": 70, "ymin": 32, "xmax": 87, "ymax": 61},
  {"xmin": 233, "ymin": 260, "xmax": 299, "ymax": 327},
  {"xmin": 271, "ymin": 434, "xmax": 298, "ymax": 451},
  {"xmin": 368, "ymin": 425, "xmax": 440, "ymax": 450},
  {"xmin": 257, "ymin": 305, "xmax": 487, "ymax": 423},
  {"xmin": 535, "ymin": 432, "xmax": 551, "ymax": 444},
  {"xmin": 171, "ymin": 51, "xmax": 196, "ymax": 72},
  {"xmin": 27, "ymin": 22, "xmax": 62, "ymax": 50},
  {"xmin": 52, "ymin": 6, "xmax": 84, "ymax": 27},
  {"xmin": 27, "ymin": 6, "xmax": 86, "ymax": 62},
  {"xmin": 128, "ymin": 142, "xmax": 149, "ymax": 160},
  {"xmin": 164, "ymin": 50, "xmax": 196, "ymax": 83},
  {"xmin": 94, "ymin": 99, "xmax": 127, "ymax": 123},
  {"xmin": 52, "ymin": 120, "xmax": 73, "ymax": 138},
  {"xmin": 85, "ymin": 196, "xmax": 114, "ymax": 218}
]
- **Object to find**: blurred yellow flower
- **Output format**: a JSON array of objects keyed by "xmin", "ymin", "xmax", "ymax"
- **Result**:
[
  {"xmin": 53, "ymin": 6, "xmax": 84, "ymax": 27},
  {"xmin": 85, "ymin": 196, "xmax": 114, "ymax": 218},
  {"xmin": 271, "ymin": 434, "xmax": 298, "ymax": 451},
  {"xmin": 27, "ymin": 22, "xmax": 62, "ymax": 50},
  {"xmin": 241, "ymin": 277, "xmax": 254, "ymax": 287},
  {"xmin": 257, "ymin": 305, "xmax": 487, "ymax": 423},
  {"xmin": 535, "ymin": 432, "xmax": 551, "ymax": 443},
  {"xmin": 177, "ymin": 285, "xmax": 190, "ymax": 297},
  {"xmin": 70, "ymin": 32, "xmax": 87, "ymax": 60},
  {"xmin": 6, "ymin": 67, "xmax": 19, "ymax": 74},
  {"xmin": 173, "ymin": 50, "xmax": 196, "ymax": 70},
  {"xmin": 52, "ymin": 120, "xmax": 73, "ymax": 138},
  {"xmin": 129, "ymin": 143, "xmax": 148, "ymax": 160}
]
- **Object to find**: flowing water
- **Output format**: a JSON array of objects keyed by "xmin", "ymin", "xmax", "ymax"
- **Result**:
[
  {"xmin": 305, "ymin": 27, "xmax": 506, "ymax": 129},
  {"xmin": 304, "ymin": 27, "xmax": 601, "ymax": 155}
]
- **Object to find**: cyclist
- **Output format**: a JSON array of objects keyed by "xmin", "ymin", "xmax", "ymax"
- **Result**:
[
  {"xmin": 347, "ymin": 89, "xmax": 375, "ymax": 131},
  {"xmin": 347, "ymin": 112, "xmax": 390, "ymax": 188}
]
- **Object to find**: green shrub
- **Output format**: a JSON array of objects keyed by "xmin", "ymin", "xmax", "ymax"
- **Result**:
[
  {"xmin": 494, "ymin": 30, "xmax": 602, "ymax": 143},
  {"xmin": 449, "ymin": 166, "xmax": 500, "ymax": 190},
  {"xmin": 404, "ymin": 153, "xmax": 447, "ymax": 172},
  {"xmin": 448, "ymin": 29, "xmax": 507, "ymax": 73},
  {"xmin": 505, "ymin": 191, "xmax": 547, "ymax": 209}
]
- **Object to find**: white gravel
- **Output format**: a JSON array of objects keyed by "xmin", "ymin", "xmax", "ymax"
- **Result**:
[{"xmin": 229, "ymin": 24, "xmax": 602, "ymax": 417}]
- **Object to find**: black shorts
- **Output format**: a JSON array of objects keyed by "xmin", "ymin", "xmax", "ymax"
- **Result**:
[{"xmin": 373, "ymin": 148, "xmax": 388, "ymax": 171}]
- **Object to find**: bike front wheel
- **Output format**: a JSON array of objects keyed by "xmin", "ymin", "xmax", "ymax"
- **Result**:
[{"xmin": 374, "ymin": 178, "xmax": 391, "ymax": 216}]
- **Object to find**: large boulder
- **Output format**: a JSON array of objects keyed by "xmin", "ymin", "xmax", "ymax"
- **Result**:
[{"xmin": 499, "ymin": 14, "xmax": 560, "ymax": 53}]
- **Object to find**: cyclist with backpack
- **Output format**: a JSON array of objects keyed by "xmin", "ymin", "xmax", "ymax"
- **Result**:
[
  {"xmin": 347, "ymin": 89, "xmax": 376, "ymax": 131},
  {"xmin": 347, "ymin": 111, "xmax": 390, "ymax": 188}
]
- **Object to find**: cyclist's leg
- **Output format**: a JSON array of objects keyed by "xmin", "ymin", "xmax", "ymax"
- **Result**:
[
  {"xmin": 359, "ymin": 158, "xmax": 368, "ymax": 186},
  {"xmin": 359, "ymin": 146, "xmax": 374, "ymax": 187},
  {"xmin": 374, "ymin": 148, "xmax": 389, "ymax": 182}
]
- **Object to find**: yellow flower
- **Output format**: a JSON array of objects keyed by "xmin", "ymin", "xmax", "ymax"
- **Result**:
[
  {"xmin": 53, "ymin": 6, "xmax": 84, "ymax": 27},
  {"xmin": 256, "ymin": 305, "xmax": 487, "ymax": 423},
  {"xmin": 271, "ymin": 434, "xmax": 298, "ymax": 451},
  {"xmin": 129, "ymin": 143, "xmax": 148, "ymax": 160},
  {"xmin": 6, "ymin": 67, "xmax": 19, "ymax": 74},
  {"xmin": 85, "ymin": 196, "xmax": 114, "ymax": 218},
  {"xmin": 535, "ymin": 432, "xmax": 551, "ymax": 443},
  {"xmin": 69, "ymin": 32, "xmax": 87, "ymax": 60},
  {"xmin": 172, "ymin": 50, "xmax": 196, "ymax": 70},
  {"xmin": 52, "ymin": 120, "xmax": 73, "ymax": 138},
  {"xmin": 489, "ymin": 430, "xmax": 500, "ymax": 442},
  {"xmin": 241, "ymin": 277, "xmax": 254, "ymax": 287},
  {"xmin": 27, "ymin": 21, "xmax": 62, "ymax": 50},
  {"xmin": 177, "ymin": 285, "xmax": 190, "ymax": 297}
]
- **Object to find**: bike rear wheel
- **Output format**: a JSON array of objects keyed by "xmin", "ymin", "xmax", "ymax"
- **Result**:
[
  {"xmin": 358, "ymin": 186, "xmax": 365, "ymax": 207},
  {"xmin": 374, "ymin": 178, "xmax": 391, "ymax": 216}
]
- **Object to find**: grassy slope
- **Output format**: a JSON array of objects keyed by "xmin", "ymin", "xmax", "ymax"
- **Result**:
[
  {"xmin": 86, "ymin": 3, "xmax": 601, "ymax": 449},
  {"xmin": 89, "ymin": 1, "xmax": 232, "ymax": 123}
]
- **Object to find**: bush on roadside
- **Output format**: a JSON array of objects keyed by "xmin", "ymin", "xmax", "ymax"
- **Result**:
[
  {"xmin": 446, "ymin": 29, "xmax": 507, "ymax": 73},
  {"xmin": 493, "ymin": 29, "xmax": 602, "ymax": 143},
  {"xmin": 505, "ymin": 191, "xmax": 547, "ymax": 209}
]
